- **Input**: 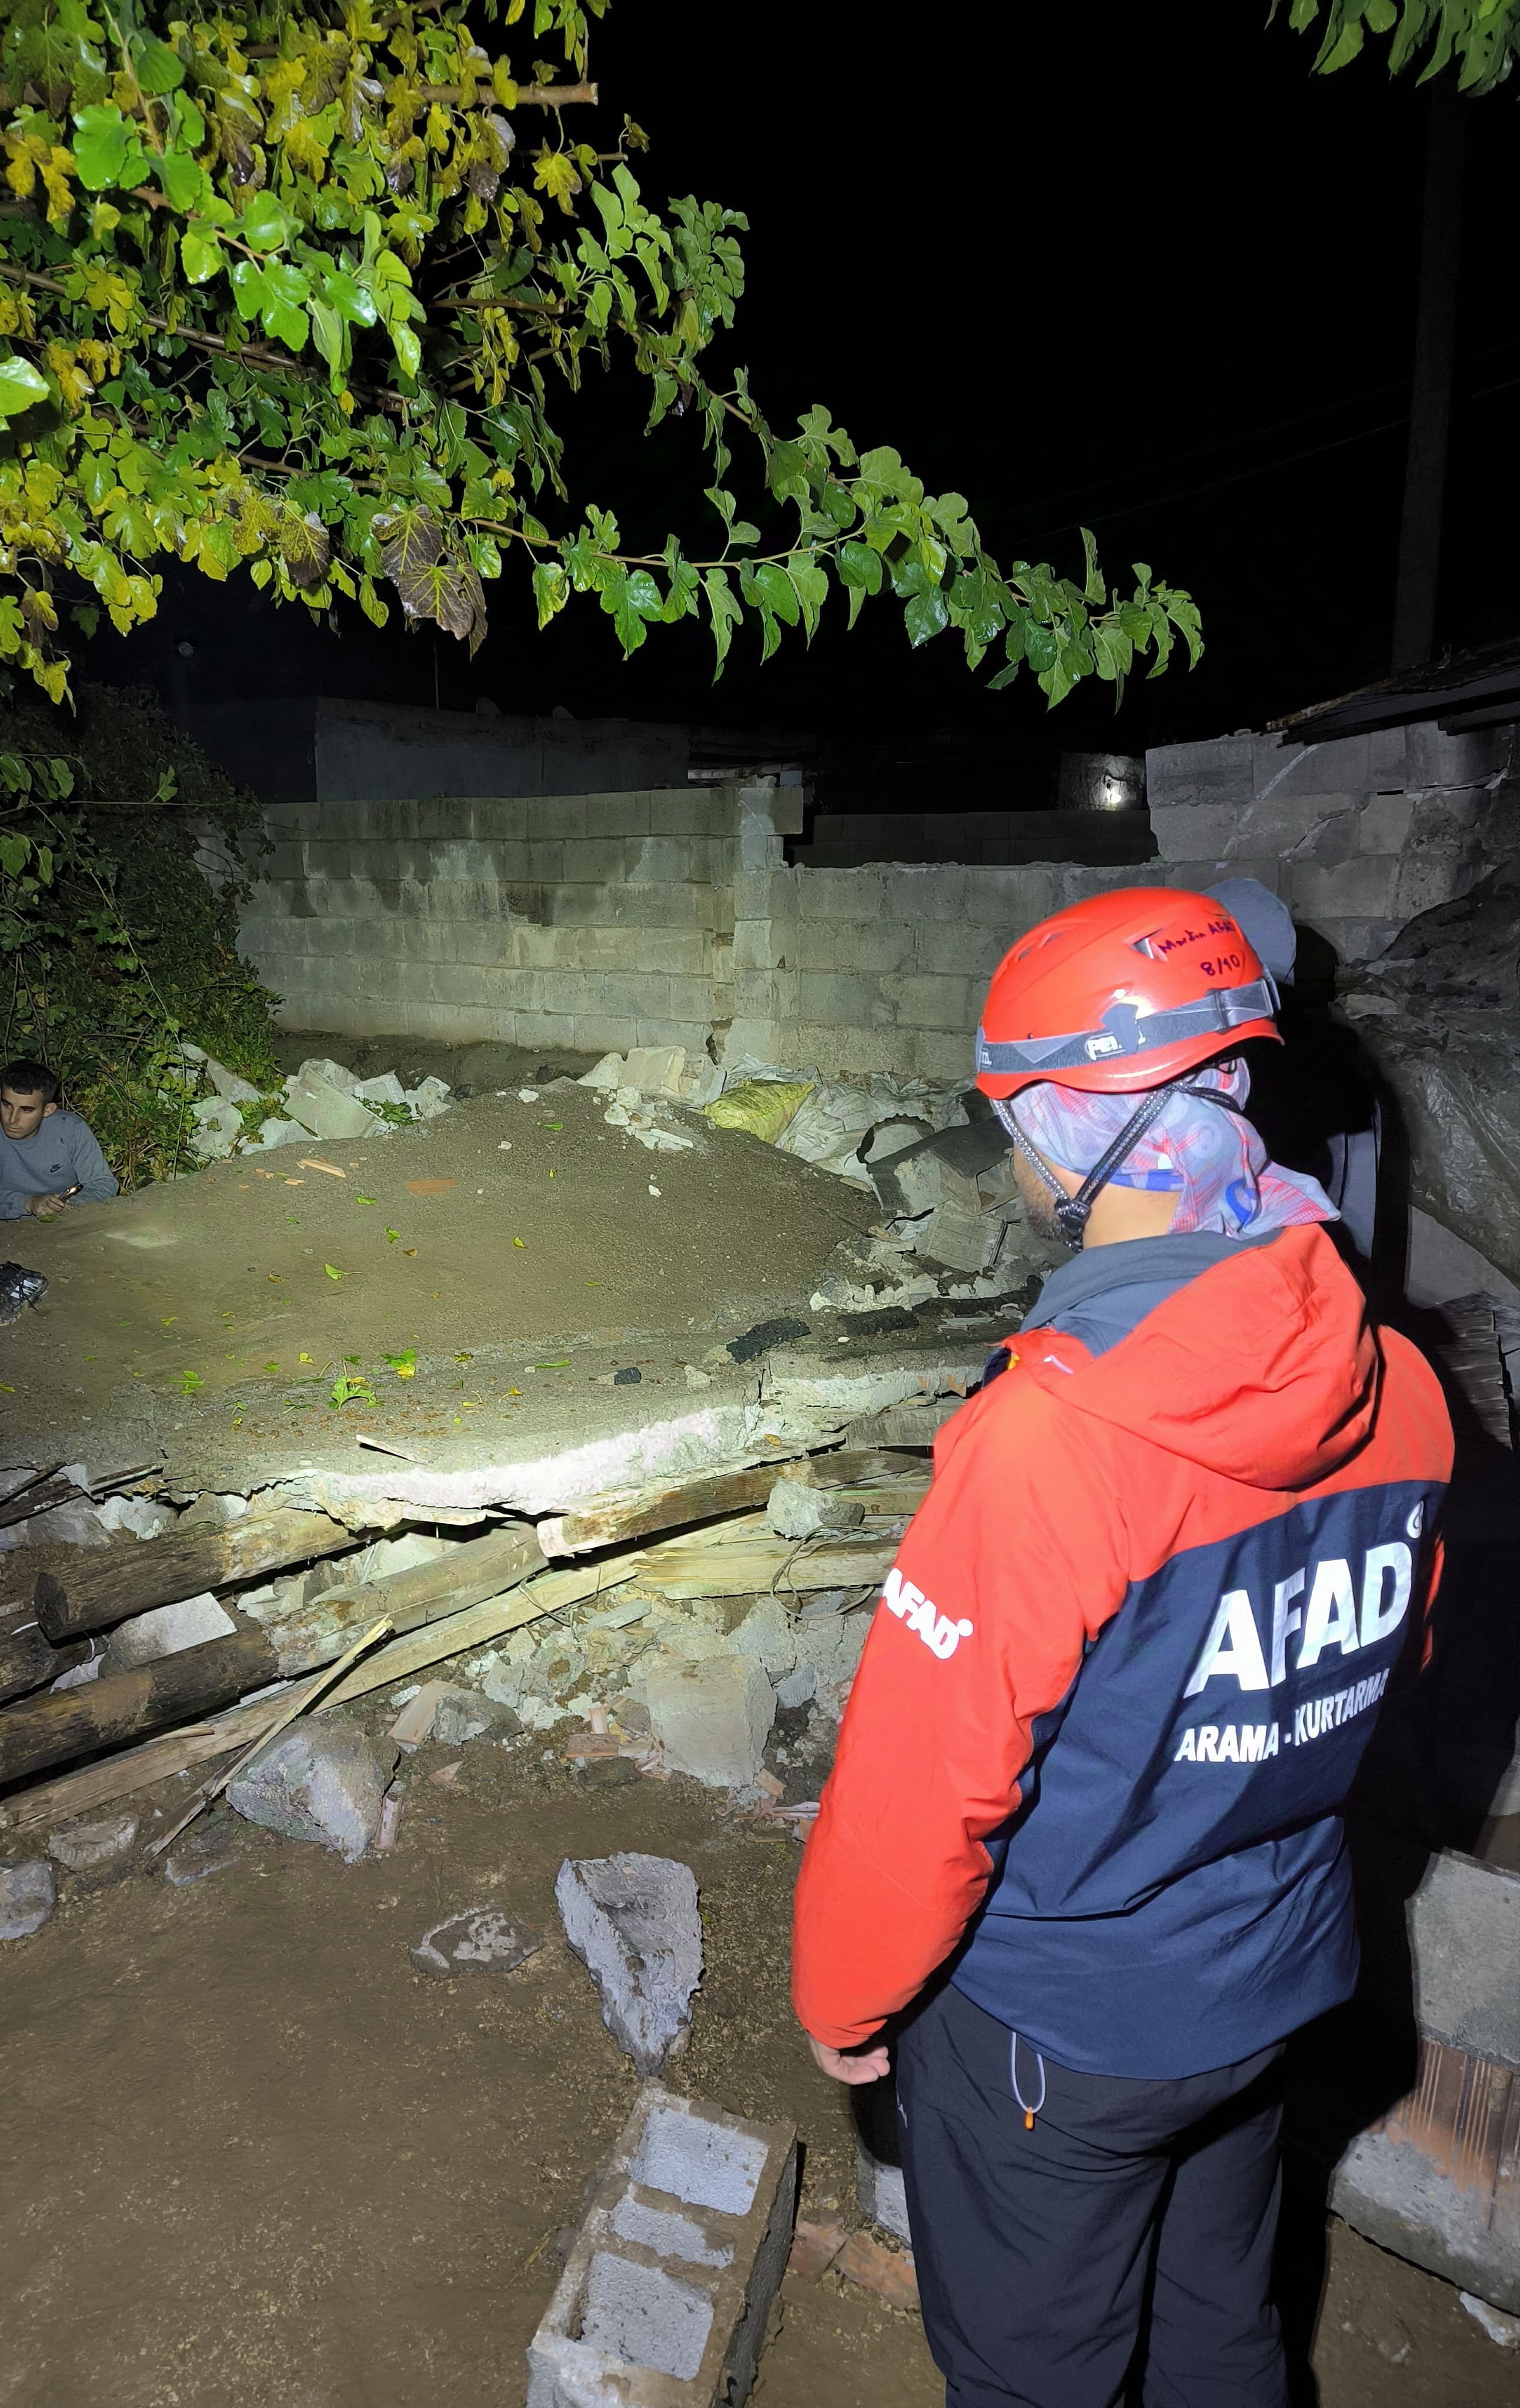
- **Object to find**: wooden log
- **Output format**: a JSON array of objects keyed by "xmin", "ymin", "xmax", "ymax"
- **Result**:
[
  {"xmin": 0, "ymin": 1688, "xmax": 303, "ymax": 1837},
  {"xmin": 0, "ymin": 1620, "xmax": 91, "ymax": 1705},
  {"xmin": 0, "ymin": 1523, "xmax": 547, "ymax": 1787},
  {"xmin": 541, "ymin": 1448, "xmax": 923, "ymax": 1556},
  {"xmin": 33, "ymin": 1507, "xmax": 358, "ymax": 1643},
  {"xmin": 0, "ymin": 1627, "xmax": 280, "ymax": 1787}
]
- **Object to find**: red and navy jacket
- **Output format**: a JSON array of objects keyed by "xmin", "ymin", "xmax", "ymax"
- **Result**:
[{"xmin": 792, "ymin": 1225, "xmax": 1454, "ymax": 2079}]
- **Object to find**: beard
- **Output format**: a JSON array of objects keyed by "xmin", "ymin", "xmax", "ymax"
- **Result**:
[{"xmin": 1019, "ymin": 1178, "xmax": 1067, "ymax": 1244}]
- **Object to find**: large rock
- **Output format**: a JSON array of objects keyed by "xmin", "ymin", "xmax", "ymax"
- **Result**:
[
  {"xmin": 766, "ymin": 1478, "xmax": 864, "ymax": 1541},
  {"xmin": 646, "ymin": 1656, "xmax": 775, "ymax": 1788},
  {"xmin": 432, "ymin": 1684, "xmax": 522, "ymax": 1747},
  {"xmin": 556, "ymin": 1851, "xmax": 702, "ymax": 2075},
  {"xmin": 0, "ymin": 1858, "xmax": 56, "ymax": 1939},
  {"xmin": 282, "ymin": 1076, "xmax": 375, "ymax": 1142},
  {"xmin": 227, "ymin": 1725, "xmax": 398, "ymax": 1862}
]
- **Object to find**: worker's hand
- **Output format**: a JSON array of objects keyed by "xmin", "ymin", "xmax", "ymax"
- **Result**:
[
  {"xmin": 24, "ymin": 1193, "xmax": 67, "ymax": 1219},
  {"xmin": 808, "ymin": 2034, "xmax": 892, "ymax": 2085}
]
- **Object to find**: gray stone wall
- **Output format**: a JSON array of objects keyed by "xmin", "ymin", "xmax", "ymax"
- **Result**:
[
  {"xmin": 236, "ymin": 715, "xmax": 1520, "ymax": 1072},
  {"xmin": 1147, "ymin": 720, "xmax": 1520, "ymax": 968}
]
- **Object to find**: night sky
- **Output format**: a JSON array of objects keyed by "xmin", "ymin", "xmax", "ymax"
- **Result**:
[{"xmin": 81, "ymin": 1, "xmax": 1520, "ymax": 766}]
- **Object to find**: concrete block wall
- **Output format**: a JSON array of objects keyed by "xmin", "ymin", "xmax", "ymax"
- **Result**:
[
  {"xmin": 239, "ymin": 784, "xmax": 781, "ymax": 1054},
  {"xmin": 235, "ymin": 713, "xmax": 1520, "ymax": 1076},
  {"xmin": 1147, "ymin": 720, "xmax": 1520, "ymax": 967}
]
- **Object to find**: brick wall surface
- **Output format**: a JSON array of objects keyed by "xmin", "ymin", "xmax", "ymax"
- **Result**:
[{"xmin": 237, "ymin": 720, "xmax": 1520, "ymax": 1076}]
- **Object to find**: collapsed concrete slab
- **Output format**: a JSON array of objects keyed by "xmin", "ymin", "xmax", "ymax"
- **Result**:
[
  {"xmin": 556, "ymin": 1853, "xmax": 702, "ymax": 2076},
  {"xmin": 527, "ymin": 2084, "xmax": 797, "ymax": 2408}
]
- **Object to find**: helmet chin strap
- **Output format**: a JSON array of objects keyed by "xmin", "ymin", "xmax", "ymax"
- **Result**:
[{"xmin": 995, "ymin": 1083, "xmax": 1180, "ymax": 1252}]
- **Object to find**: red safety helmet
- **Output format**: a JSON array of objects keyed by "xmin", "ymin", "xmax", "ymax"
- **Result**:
[{"xmin": 975, "ymin": 887, "xmax": 1281, "ymax": 1101}]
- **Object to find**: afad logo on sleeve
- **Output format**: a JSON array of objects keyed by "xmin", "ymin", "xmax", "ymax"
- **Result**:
[{"xmin": 881, "ymin": 1566, "xmax": 974, "ymax": 1661}]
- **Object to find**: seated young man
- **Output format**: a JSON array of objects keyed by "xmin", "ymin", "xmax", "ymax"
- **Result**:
[{"xmin": 0, "ymin": 1060, "xmax": 119, "ymax": 1220}]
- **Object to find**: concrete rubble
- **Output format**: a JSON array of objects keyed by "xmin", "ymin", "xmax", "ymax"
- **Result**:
[
  {"xmin": 527, "ymin": 2083, "xmax": 797, "ymax": 2408},
  {"xmin": 411, "ymin": 1907, "xmax": 542, "ymax": 1979},
  {"xmin": 0, "ymin": 1858, "xmax": 56, "ymax": 1938},
  {"xmin": 227, "ymin": 1725, "xmax": 399, "ymax": 1862},
  {"xmin": 47, "ymin": 1812, "xmax": 138, "ymax": 1870},
  {"xmin": 174, "ymin": 1044, "xmax": 457, "ymax": 1163},
  {"xmin": 645, "ymin": 1657, "xmax": 776, "ymax": 1789},
  {"xmin": 556, "ymin": 1852, "xmax": 703, "ymax": 2075}
]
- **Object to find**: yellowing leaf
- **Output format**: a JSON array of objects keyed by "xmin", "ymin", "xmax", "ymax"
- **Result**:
[{"xmin": 323, "ymin": 1263, "xmax": 342, "ymax": 1279}]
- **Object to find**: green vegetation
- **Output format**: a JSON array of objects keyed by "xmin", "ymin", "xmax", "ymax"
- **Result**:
[
  {"xmin": 0, "ymin": 681, "xmax": 280, "ymax": 1187},
  {"xmin": 1280, "ymin": 0, "xmax": 1520, "ymax": 91},
  {"xmin": 0, "ymin": 0, "xmax": 1201, "ymax": 710}
]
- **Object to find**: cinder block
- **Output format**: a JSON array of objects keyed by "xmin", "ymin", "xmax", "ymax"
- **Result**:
[
  {"xmin": 1145, "ymin": 733, "xmax": 1254, "ymax": 807},
  {"xmin": 463, "ymin": 798, "xmax": 533, "ymax": 842},
  {"xmin": 524, "ymin": 793, "xmax": 589, "ymax": 841},
  {"xmin": 1234, "ymin": 792, "xmax": 1358, "ymax": 859},
  {"xmin": 564, "ymin": 837, "xmax": 639, "ymax": 886},
  {"xmin": 1150, "ymin": 803, "xmax": 1243, "ymax": 862},
  {"xmin": 584, "ymin": 790, "xmax": 656, "ymax": 838},
  {"xmin": 526, "ymin": 840, "xmax": 566, "ymax": 883},
  {"xmin": 890, "ymin": 973, "xmax": 976, "ymax": 1031},
  {"xmin": 1287, "ymin": 858, "xmax": 1401, "ymax": 920},
  {"xmin": 1406, "ymin": 721, "xmax": 1508, "ymax": 792},
  {"xmin": 527, "ymin": 2085, "xmax": 798, "ymax": 2408}
]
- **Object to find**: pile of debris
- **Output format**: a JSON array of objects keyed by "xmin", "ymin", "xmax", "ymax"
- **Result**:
[
  {"xmin": 579, "ymin": 1043, "xmax": 1045, "ymax": 1285},
  {"xmin": 175, "ymin": 1045, "xmax": 455, "ymax": 1163},
  {"xmin": 0, "ymin": 1442, "xmax": 927, "ymax": 1921}
]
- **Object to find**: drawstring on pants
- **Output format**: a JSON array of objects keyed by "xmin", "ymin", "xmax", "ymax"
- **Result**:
[{"xmin": 1010, "ymin": 2031, "xmax": 1047, "ymax": 2132}]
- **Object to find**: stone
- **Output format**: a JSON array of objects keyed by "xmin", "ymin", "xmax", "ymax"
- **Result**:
[
  {"xmin": 411, "ymin": 1907, "xmax": 542, "ymax": 1978},
  {"xmin": 526, "ymin": 2085, "xmax": 797, "ymax": 2408},
  {"xmin": 582, "ymin": 1754, "xmax": 640, "ymax": 1788},
  {"xmin": 555, "ymin": 1851, "xmax": 703, "ymax": 2075},
  {"xmin": 766, "ymin": 1479, "xmax": 864, "ymax": 1541},
  {"xmin": 0, "ymin": 1858, "xmax": 56, "ymax": 1939},
  {"xmin": 163, "ymin": 1809, "xmax": 244, "ymax": 1887},
  {"xmin": 22, "ymin": 1498, "xmax": 112, "ymax": 1549},
  {"xmin": 432, "ymin": 1684, "xmax": 523, "ymax": 1747},
  {"xmin": 178, "ymin": 1492, "xmax": 250, "ymax": 1527},
  {"xmin": 204, "ymin": 1057, "xmax": 261, "ymax": 1105},
  {"xmin": 646, "ymin": 1657, "xmax": 776, "ymax": 1789},
  {"xmin": 93, "ymin": 1493, "xmax": 179, "ymax": 1540},
  {"xmin": 48, "ymin": 1812, "xmax": 138, "ymax": 1870},
  {"xmin": 1407, "ymin": 1851, "xmax": 1520, "ymax": 2067},
  {"xmin": 105, "ymin": 1591, "xmax": 236, "ymax": 1671},
  {"xmin": 1461, "ymin": 2293, "xmax": 1520, "ymax": 2347},
  {"xmin": 726, "ymin": 1598, "xmax": 796, "ymax": 1682},
  {"xmin": 282, "ymin": 1076, "xmax": 375, "ymax": 1142},
  {"xmin": 227, "ymin": 1725, "xmax": 399, "ymax": 1862},
  {"xmin": 856, "ymin": 2136, "xmax": 911, "ymax": 2243},
  {"xmin": 352, "ymin": 1071, "xmax": 406, "ymax": 1107}
]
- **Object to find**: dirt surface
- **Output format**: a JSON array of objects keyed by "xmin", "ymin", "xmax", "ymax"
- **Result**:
[
  {"xmin": 2, "ymin": 1721, "xmax": 1512, "ymax": 2408},
  {"xmin": 0, "ymin": 1061, "xmax": 874, "ymax": 1474}
]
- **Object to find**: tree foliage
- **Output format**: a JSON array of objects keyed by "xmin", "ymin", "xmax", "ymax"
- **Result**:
[
  {"xmin": 1280, "ymin": 0, "xmax": 1520, "ymax": 91},
  {"xmin": 0, "ymin": 0, "xmax": 1201, "ymax": 709}
]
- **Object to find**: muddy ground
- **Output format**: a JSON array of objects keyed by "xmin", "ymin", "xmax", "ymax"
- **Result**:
[{"xmin": 1, "ymin": 1711, "xmax": 1512, "ymax": 2408}]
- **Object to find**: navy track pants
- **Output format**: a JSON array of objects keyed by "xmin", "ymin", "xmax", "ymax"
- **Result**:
[{"xmin": 894, "ymin": 1982, "xmax": 1289, "ymax": 2408}]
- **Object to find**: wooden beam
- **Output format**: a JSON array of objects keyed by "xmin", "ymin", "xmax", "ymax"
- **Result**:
[{"xmin": 34, "ymin": 1509, "xmax": 359, "ymax": 1643}]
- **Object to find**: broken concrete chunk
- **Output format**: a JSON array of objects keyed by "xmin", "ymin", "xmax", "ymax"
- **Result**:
[
  {"xmin": 773, "ymin": 1665, "xmax": 817, "ymax": 1710},
  {"xmin": 405, "ymin": 1074, "xmax": 452, "ymax": 1120},
  {"xmin": 432, "ymin": 1684, "xmax": 523, "ymax": 1748},
  {"xmin": 282, "ymin": 1076, "xmax": 375, "ymax": 1142},
  {"xmin": 0, "ymin": 1858, "xmax": 56, "ymax": 1939},
  {"xmin": 228, "ymin": 1725, "xmax": 399, "ymax": 1862},
  {"xmin": 48, "ymin": 1812, "xmax": 138, "ymax": 1871},
  {"xmin": 204, "ymin": 1058, "xmax": 262, "ymax": 1105},
  {"xmin": 105, "ymin": 1591, "xmax": 236, "ymax": 1672},
  {"xmin": 352, "ymin": 1071, "xmax": 406, "ymax": 1107},
  {"xmin": 578, "ymin": 1051, "xmax": 627, "ymax": 1089},
  {"xmin": 527, "ymin": 2085, "xmax": 797, "ymax": 2408},
  {"xmin": 645, "ymin": 1656, "xmax": 776, "ymax": 1790},
  {"xmin": 295, "ymin": 1056, "xmax": 360, "ymax": 1092},
  {"xmin": 24, "ymin": 1498, "xmax": 112, "ymax": 1549},
  {"xmin": 766, "ymin": 1479, "xmax": 865, "ymax": 1540},
  {"xmin": 93, "ymin": 1493, "xmax": 179, "ymax": 1540},
  {"xmin": 555, "ymin": 1851, "xmax": 702, "ymax": 2075},
  {"xmin": 189, "ymin": 1096, "xmax": 244, "ymax": 1160},
  {"xmin": 412, "ymin": 1907, "xmax": 542, "ymax": 1978},
  {"xmin": 251, "ymin": 1116, "xmax": 306, "ymax": 1151},
  {"xmin": 623, "ymin": 1044, "xmax": 687, "ymax": 1096}
]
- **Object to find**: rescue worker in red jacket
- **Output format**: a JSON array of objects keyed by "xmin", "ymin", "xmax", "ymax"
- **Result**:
[{"xmin": 791, "ymin": 888, "xmax": 1454, "ymax": 2408}]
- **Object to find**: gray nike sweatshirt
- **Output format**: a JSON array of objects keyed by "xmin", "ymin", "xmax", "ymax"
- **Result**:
[{"xmin": 0, "ymin": 1111, "xmax": 119, "ymax": 1219}]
